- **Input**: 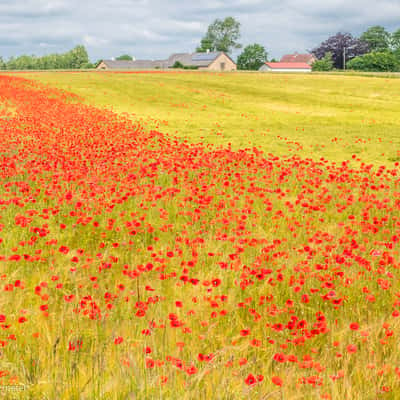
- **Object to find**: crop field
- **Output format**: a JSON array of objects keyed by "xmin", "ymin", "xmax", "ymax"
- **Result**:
[
  {"xmin": 24, "ymin": 70, "xmax": 400, "ymax": 165},
  {"xmin": 0, "ymin": 71, "xmax": 400, "ymax": 400}
]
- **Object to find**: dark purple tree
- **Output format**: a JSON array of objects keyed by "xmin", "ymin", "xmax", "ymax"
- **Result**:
[{"xmin": 311, "ymin": 32, "xmax": 369, "ymax": 69}]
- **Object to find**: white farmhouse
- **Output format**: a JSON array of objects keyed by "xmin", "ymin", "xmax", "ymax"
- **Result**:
[{"xmin": 259, "ymin": 62, "xmax": 312, "ymax": 73}]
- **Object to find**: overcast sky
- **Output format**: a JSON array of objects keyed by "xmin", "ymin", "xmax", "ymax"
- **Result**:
[{"xmin": 1, "ymin": 0, "xmax": 399, "ymax": 61}]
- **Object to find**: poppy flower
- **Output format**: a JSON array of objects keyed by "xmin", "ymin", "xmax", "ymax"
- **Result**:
[
  {"xmin": 272, "ymin": 376, "xmax": 283, "ymax": 386},
  {"xmin": 245, "ymin": 374, "xmax": 256, "ymax": 386}
]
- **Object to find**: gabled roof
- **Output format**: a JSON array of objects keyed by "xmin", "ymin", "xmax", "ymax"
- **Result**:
[
  {"xmin": 264, "ymin": 62, "xmax": 311, "ymax": 69},
  {"xmin": 166, "ymin": 53, "xmax": 194, "ymax": 67},
  {"xmin": 280, "ymin": 53, "xmax": 315, "ymax": 63},
  {"xmin": 99, "ymin": 51, "xmax": 236, "ymax": 70},
  {"xmin": 166, "ymin": 52, "xmax": 235, "ymax": 68},
  {"xmin": 99, "ymin": 60, "xmax": 166, "ymax": 69}
]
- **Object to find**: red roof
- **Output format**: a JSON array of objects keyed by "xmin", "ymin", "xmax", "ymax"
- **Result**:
[
  {"xmin": 281, "ymin": 53, "xmax": 315, "ymax": 63},
  {"xmin": 265, "ymin": 62, "xmax": 311, "ymax": 69}
]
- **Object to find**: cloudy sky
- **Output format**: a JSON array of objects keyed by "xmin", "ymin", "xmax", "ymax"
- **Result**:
[{"xmin": 1, "ymin": 0, "xmax": 399, "ymax": 61}]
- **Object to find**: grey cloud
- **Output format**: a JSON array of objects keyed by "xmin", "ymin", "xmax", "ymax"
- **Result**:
[
  {"xmin": 0, "ymin": 0, "xmax": 70, "ymax": 18},
  {"xmin": 0, "ymin": 0, "xmax": 399, "ymax": 60}
]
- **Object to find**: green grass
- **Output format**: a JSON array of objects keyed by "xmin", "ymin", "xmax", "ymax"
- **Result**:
[{"xmin": 22, "ymin": 70, "xmax": 400, "ymax": 165}]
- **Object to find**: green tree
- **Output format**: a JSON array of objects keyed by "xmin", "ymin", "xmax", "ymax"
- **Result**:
[
  {"xmin": 197, "ymin": 17, "xmax": 241, "ymax": 53},
  {"xmin": 347, "ymin": 51, "xmax": 399, "ymax": 72},
  {"xmin": 116, "ymin": 54, "xmax": 133, "ymax": 61},
  {"xmin": 0, "ymin": 56, "xmax": 5, "ymax": 70},
  {"xmin": 360, "ymin": 25, "xmax": 390, "ymax": 52},
  {"xmin": 2, "ymin": 45, "xmax": 90, "ymax": 70},
  {"xmin": 312, "ymin": 32, "xmax": 369, "ymax": 69},
  {"xmin": 67, "ymin": 45, "xmax": 89, "ymax": 69},
  {"xmin": 172, "ymin": 61, "xmax": 184, "ymax": 69},
  {"xmin": 237, "ymin": 44, "xmax": 268, "ymax": 70},
  {"xmin": 312, "ymin": 52, "xmax": 334, "ymax": 71},
  {"xmin": 391, "ymin": 28, "xmax": 400, "ymax": 51},
  {"xmin": 80, "ymin": 62, "xmax": 95, "ymax": 69}
]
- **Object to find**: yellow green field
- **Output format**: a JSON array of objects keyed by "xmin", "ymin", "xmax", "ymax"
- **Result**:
[
  {"xmin": 24, "ymin": 71, "xmax": 400, "ymax": 165},
  {"xmin": 1, "ymin": 71, "xmax": 400, "ymax": 400}
]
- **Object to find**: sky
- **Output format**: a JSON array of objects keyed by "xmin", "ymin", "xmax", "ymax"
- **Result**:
[{"xmin": 0, "ymin": 0, "xmax": 399, "ymax": 61}]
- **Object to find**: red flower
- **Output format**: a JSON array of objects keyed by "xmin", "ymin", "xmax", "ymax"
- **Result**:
[
  {"xmin": 346, "ymin": 344, "xmax": 357, "ymax": 354},
  {"xmin": 349, "ymin": 322, "xmax": 359, "ymax": 330},
  {"xmin": 186, "ymin": 365, "xmax": 198, "ymax": 375},
  {"xmin": 114, "ymin": 336, "xmax": 123, "ymax": 345},
  {"xmin": 245, "ymin": 374, "xmax": 256, "ymax": 386},
  {"xmin": 272, "ymin": 376, "xmax": 283, "ymax": 386},
  {"xmin": 146, "ymin": 358, "xmax": 155, "ymax": 368}
]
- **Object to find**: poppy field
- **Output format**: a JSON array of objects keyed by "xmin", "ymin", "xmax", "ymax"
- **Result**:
[
  {"xmin": 24, "ymin": 70, "xmax": 400, "ymax": 166},
  {"xmin": 0, "ymin": 72, "xmax": 400, "ymax": 399}
]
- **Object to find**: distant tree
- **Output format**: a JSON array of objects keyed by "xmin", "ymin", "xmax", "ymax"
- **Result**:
[
  {"xmin": 312, "ymin": 32, "xmax": 369, "ymax": 69},
  {"xmin": 392, "ymin": 28, "xmax": 400, "ymax": 51},
  {"xmin": 172, "ymin": 61, "xmax": 184, "ymax": 69},
  {"xmin": 347, "ymin": 51, "xmax": 400, "ymax": 72},
  {"xmin": 2, "ymin": 45, "xmax": 90, "ymax": 70},
  {"xmin": 116, "ymin": 54, "xmax": 133, "ymax": 61},
  {"xmin": 67, "ymin": 45, "xmax": 89, "ymax": 69},
  {"xmin": 197, "ymin": 17, "xmax": 241, "ymax": 53},
  {"xmin": 360, "ymin": 25, "xmax": 390, "ymax": 52},
  {"xmin": 312, "ymin": 52, "xmax": 334, "ymax": 71},
  {"xmin": 80, "ymin": 62, "xmax": 95, "ymax": 69},
  {"xmin": 237, "ymin": 44, "xmax": 268, "ymax": 70},
  {"xmin": 0, "ymin": 57, "xmax": 5, "ymax": 70}
]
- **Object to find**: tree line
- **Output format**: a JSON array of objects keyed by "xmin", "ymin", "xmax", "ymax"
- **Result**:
[
  {"xmin": 196, "ymin": 18, "xmax": 400, "ymax": 72},
  {"xmin": 0, "ymin": 45, "xmax": 93, "ymax": 70},
  {"xmin": 1, "ymin": 21, "xmax": 400, "ymax": 72},
  {"xmin": 312, "ymin": 27, "xmax": 400, "ymax": 72}
]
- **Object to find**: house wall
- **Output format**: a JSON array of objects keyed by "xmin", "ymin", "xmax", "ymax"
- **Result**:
[
  {"xmin": 207, "ymin": 54, "xmax": 237, "ymax": 71},
  {"xmin": 307, "ymin": 56, "xmax": 317, "ymax": 65},
  {"xmin": 259, "ymin": 65, "xmax": 311, "ymax": 73},
  {"xmin": 97, "ymin": 61, "xmax": 108, "ymax": 70}
]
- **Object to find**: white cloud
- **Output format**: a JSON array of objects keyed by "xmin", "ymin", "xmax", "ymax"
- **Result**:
[
  {"xmin": 83, "ymin": 35, "xmax": 109, "ymax": 48},
  {"xmin": 0, "ymin": 0, "xmax": 399, "ymax": 60}
]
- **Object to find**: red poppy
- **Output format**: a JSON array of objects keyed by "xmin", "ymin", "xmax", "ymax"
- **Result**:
[{"xmin": 272, "ymin": 376, "xmax": 283, "ymax": 386}]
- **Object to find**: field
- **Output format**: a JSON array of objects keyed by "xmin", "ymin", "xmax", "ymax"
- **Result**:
[
  {"xmin": 23, "ymin": 71, "xmax": 400, "ymax": 165},
  {"xmin": 0, "ymin": 71, "xmax": 400, "ymax": 400}
]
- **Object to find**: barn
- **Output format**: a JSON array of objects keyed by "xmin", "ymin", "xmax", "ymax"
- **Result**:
[
  {"xmin": 96, "ymin": 52, "xmax": 236, "ymax": 72},
  {"xmin": 259, "ymin": 62, "xmax": 312, "ymax": 73},
  {"xmin": 166, "ymin": 52, "xmax": 237, "ymax": 71},
  {"xmin": 96, "ymin": 60, "xmax": 166, "ymax": 70}
]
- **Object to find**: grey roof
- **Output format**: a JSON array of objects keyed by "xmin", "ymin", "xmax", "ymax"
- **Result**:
[
  {"xmin": 166, "ymin": 52, "xmax": 226, "ymax": 67},
  {"xmin": 166, "ymin": 53, "xmax": 193, "ymax": 67},
  {"xmin": 99, "ymin": 52, "xmax": 235, "ymax": 70},
  {"xmin": 100, "ymin": 59, "xmax": 166, "ymax": 69},
  {"xmin": 192, "ymin": 52, "xmax": 221, "ymax": 62}
]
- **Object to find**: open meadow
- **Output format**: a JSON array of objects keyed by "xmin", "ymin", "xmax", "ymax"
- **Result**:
[{"xmin": 0, "ymin": 71, "xmax": 400, "ymax": 399}]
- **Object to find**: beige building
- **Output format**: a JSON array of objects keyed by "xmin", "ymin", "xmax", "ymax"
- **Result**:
[
  {"xmin": 97, "ymin": 52, "xmax": 236, "ymax": 72},
  {"xmin": 167, "ymin": 52, "xmax": 237, "ymax": 71},
  {"xmin": 280, "ymin": 53, "xmax": 317, "ymax": 65},
  {"xmin": 259, "ymin": 62, "xmax": 312, "ymax": 73}
]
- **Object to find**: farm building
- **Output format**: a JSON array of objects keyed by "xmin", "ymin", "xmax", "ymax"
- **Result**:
[
  {"xmin": 166, "ymin": 52, "xmax": 237, "ymax": 71},
  {"xmin": 97, "ymin": 52, "xmax": 236, "ymax": 71},
  {"xmin": 280, "ymin": 53, "xmax": 316, "ymax": 65},
  {"xmin": 96, "ymin": 59, "xmax": 167, "ymax": 70},
  {"xmin": 259, "ymin": 62, "xmax": 312, "ymax": 73}
]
